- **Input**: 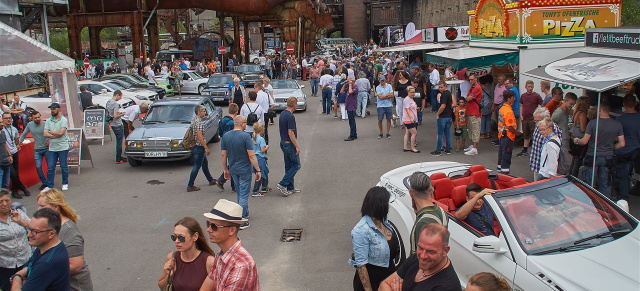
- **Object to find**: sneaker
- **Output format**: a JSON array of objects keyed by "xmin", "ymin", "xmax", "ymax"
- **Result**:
[
  {"xmin": 334, "ymin": 115, "xmax": 338, "ymax": 119},
  {"xmin": 378, "ymin": 134, "xmax": 383, "ymax": 139},
  {"xmin": 430, "ymin": 151, "xmax": 442, "ymax": 156},
  {"xmin": 282, "ymin": 189, "xmax": 293, "ymax": 196},
  {"xmin": 116, "ymin": 160, "xmax": 126, "ymax": 164},
  {"xmin": 240, "ymin": 222, "xmax": 250, "ymax": 230},
  {"xmin": 251, "ymin": 192, "xmax": 265, "ymax": 197},
  {"xmin": 187, "ymin": 186, "xmax": 201, "ymax": 192},
  {"xmin": 516, "ymin": 150, "xmax": 528, "ymax": 157},
  {"xmin": 492, "ymin": 140, "xmax": 500, "ymax": 147},
  {"xmin": 11, "ymin": 191, "xmax": 23, "ymax": 199},
  {"xmin": 293, "ymin": 188, "xmax": 301, "ymax": 193},
  {"xmin": 41, "ymin": 187, "xmax": 51, "ymax": 192},
  {"xmin": 208, "ymin": 179, "xmax": 218, "ymax": 186},
  {"xmin": 215, "ymin": 180, "xmax": 224, "ymax": 190},
  {"xmin": 61, "ymin": 184, "xmax": 69, "ymax": 191},
  {"xmin": 39, "ymin": 184, "xmax": 47, "ymax": 191},
  {"xmin": 464, "ymin": 148, "xmax": 478, "ymax": 155},
  {"xmin": 386, "ymin": 134, "xmax": 391, "ymax": 139},
  {"xmin": 260, "ymin": 188, "xmax": 271, "ymax": 194},
  {"xmin": 276, "ymin": 183, "xmax": 287, "ymax": 193},
  {"xmin": 445, "ymin": 150, "xmax": 451, "ymax": 155},
  {"xmin": 23, "ymin": 190, "xmax": 30, "ymax": 197},
  {"xmin": 464, "ymin": 145, "xmax": 474, "ymax": 152}
]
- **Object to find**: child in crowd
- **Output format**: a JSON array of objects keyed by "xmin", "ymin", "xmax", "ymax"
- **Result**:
[
  {"xmin": 454, "ymin": 98, "xmax": 468, "ymax": 152},
  {"xmin": 251, "ymin": 123, "xmax": 270, "ymax": 197}
]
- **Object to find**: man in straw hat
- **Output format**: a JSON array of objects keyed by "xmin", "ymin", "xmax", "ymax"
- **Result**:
[{"xmin": 200, "ymin": 199, "xmax": 260, "ymax": 291}]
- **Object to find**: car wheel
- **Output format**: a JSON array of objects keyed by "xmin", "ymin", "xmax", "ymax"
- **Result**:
[
  {"xmin": 301, "ymin": 105, "xmax": 307, "ymax": 112},
  {"xmin": 128, "ymin": 158, "xmax": 142, "ymax": 167},
  {"xmin": 210, "ymin": 132, "xmax": 220, "ymax": 143},
  {"xmin": 198, "ymin": 85, "xmax": 205, "ymax": 95},
  {"xmin": 388, "ymin": 221, "xmax": 407, "ymax": 270}
]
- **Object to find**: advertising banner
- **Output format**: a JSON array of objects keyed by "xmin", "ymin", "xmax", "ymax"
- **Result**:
[
  {"xmin": 436, "ymin": 26, "xmax": 470, "ymax": 42},
  {"xmin": 521, "ymin": 5, "xmax": 620, "ymax": 43},
  {"xmin": 83, "ymin": 109, "xmax": 105, "ymax": 140},
  {"xmin": 422, "ymin": 28, "xmax": 435, "ymax": 43},
  {"xmin": 586, "ymin": 30, "xmax": 640, "ymax": 50},
  {"xmin": 59, "ymin": 129, "xmax": 82, "ymax": 167}
]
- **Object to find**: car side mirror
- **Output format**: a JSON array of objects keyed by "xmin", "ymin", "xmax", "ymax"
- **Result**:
[
  {"xmin": 472, "ymin": 236, "xmax": 507, "ymax": 254},
  {"xmin": 300, "ymin": 85, "xmax": 305, "ymax": 88}
]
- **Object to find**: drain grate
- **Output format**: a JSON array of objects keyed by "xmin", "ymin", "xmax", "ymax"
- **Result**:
[{"xmin": 281, "ymin": 228, "xmax": 303, "ymax": 242}]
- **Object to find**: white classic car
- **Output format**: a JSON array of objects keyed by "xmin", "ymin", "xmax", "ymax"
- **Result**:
[
  {"xmin": 21, "ymin": 89, "xmax": 134, "ymax": 120},
  {"xmin": 78, "ymin": 80, "xmax": 157, "ymax": 104},
  {"xmin": 271, "ymin": 79, "xmax": 307, "ymax": 111},
  {"xmin": 156, "ymin": 70, "xmax": 208, "ymax": 95},
  {"xmin": 378, "ymin": 162, "xmax": 638, "ymax": 291}
]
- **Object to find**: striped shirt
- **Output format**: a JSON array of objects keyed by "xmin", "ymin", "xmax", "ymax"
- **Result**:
[
  {"xmin": 410, "ymin": 205, "xmax": 448, "ymax": 254},
  {"xmin": 192, "ymin": 116, "xmax": 205, "ymax": 147},
  {"xmin": 529, "ymin": 123, "xmax": 563, "ymax": 173},
  {"xmin": 330, "ymin": 75, "xmax": 342, "ymax": 97},
  {"xmin": 207, "ymin": 239, "xmax": 260, "ymax": 290}
]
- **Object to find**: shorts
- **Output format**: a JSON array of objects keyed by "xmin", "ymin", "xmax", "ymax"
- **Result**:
[
  {"xmin": 404, "ymin": 122, "xmax": 418, "ymax": 129},
  {"xmin": 377, "ymin": 107, "xmax": 393, "ymax": 121},
  {"xmin": 454, "ymin": 125, "xmax": 468, "ymax": 140},
  {"xmin": 522, "ymin": 119, "xmax": 536, "ymax": 140},
  {"xmin": 467, "ymin": 115, "xmax": 481, "ymax": 143}
]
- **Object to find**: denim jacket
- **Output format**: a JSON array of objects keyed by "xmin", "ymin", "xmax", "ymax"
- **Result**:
[{"xmin": 349, "ymin": 215, "xmax": 392, "ymax": 268}]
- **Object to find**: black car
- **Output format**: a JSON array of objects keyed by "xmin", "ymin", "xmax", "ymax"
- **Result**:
[
  {"xmin": 202, "ymin": 73, "xmax": 239, "ymax": 105},
  {"xmin": 235, "ymin": 64, "xmax": 263, "ymax": 86}
]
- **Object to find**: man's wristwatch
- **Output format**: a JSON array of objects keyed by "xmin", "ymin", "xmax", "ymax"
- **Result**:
[{"xmin": 256, "ymin": 170, "xmax": 261, "ymax": 172}]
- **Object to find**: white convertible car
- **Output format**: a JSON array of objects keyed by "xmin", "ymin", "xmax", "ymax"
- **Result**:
[{"xmin": 378, "ymin": 162, "xmax": 638, "ymax": 291}]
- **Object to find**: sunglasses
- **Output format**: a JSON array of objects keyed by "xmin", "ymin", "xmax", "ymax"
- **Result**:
[
  {"xmin": 206, "ymin": 221, "xmax": 233, "ymax": 231},
  {"xmin": 170, "ymin": 234, "xmax": 187, "ymax": 243}
]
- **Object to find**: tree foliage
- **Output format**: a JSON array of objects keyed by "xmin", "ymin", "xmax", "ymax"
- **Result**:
[{"xmin": 621, "ymin": 0, "xmax": 640, "ymax": 26}]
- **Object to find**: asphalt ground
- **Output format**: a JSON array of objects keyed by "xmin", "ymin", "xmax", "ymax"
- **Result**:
[{"xmin": 17, "ymin": 80, "xmax": 640, "ymax": 290}]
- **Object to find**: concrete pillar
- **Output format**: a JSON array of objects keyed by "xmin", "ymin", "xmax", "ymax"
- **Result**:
[
  {"xmin": 89, "ymin": 27, "xmax": 102, "ymax": 57},
  {"xmin": 243, "ymin": 21, "xmax": 250, "ymax": 64}
]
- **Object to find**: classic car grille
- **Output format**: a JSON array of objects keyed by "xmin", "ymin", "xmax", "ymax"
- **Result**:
[
  {"xmin": 275, "ymin": 98, "xmax": 289, "ymax": 103},
  {"xmin": 143, "ymin": 139, "xmax": 171, "ymax": 151},
  {"xmin": 210, "ymin": 91, "xmax": 226, "ymax": 97}
]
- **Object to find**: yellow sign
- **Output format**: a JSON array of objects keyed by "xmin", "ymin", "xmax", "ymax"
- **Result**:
[
  {"xmin": 472, "ymin": 0, "xmax": 509, "ymax": 39},
  {"xmin": 523, "ymin": 6, "xmax": 619, "ymax": 42}
]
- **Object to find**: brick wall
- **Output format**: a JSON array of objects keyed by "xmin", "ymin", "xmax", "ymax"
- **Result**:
[
  {"xmin": 343, "ymin": 0, "xmax": 367, "ymax": 44},
  {"xmin": 411, "ymin": 0, "xmax": 479, "ymax": 28}
]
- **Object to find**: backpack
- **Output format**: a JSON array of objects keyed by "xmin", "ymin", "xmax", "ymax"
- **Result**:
[
  {"xmin": 182, "ymin": 124, "xmax": 196, "ymax": 150},
  {"xmin": 246, "ymin": 104, "xmax": 259, "ymax": 126},
  {"xmin": 548, "ymin": 139, "xmax": 572, "ymax": 175},
  {"xmin": 218, "ymin": 116, "xmax": 234, "ymax": 138}
]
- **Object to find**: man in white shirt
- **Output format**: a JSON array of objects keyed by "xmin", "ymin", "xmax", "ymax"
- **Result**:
[
  {"xmin": 184, "ymin": 58, "xmax": 191, "ymax": 69},
  {"xmin": 254, "ymin": 82, "xmax": 271, "ymax": 143},
  {"xmin": 346, "ymin": 63, "xmax": 355, "ymax": 79},
  {"xmin": 319, "ymin": 69, "xmax": 334, "ymax": 115},
  {"xmin": 240, "ymin": 91, "xmax": 265, "ymax": 133},
  {"xmin": 122, "ymin": 102, "xmax": 150, "ymax": 137},
  {"xmin": 145, "ymin": 62, "xmax": 157, "ymax": 85},
  {"xmin": 301, "ymin": 58, "xmax": 308, "ymax": 81},
  {"xmin": 428, "ymin": 64, "xmax": 440, "ymax": 112}
]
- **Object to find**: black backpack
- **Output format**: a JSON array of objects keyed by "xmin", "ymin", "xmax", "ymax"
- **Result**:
[
  {"xmin": 246, "ymin": 105, "xmax": 259, "ymax": 126},
  {"xmin": 548, "ymin": 139, "xmax": 572, "ymax": 175}
]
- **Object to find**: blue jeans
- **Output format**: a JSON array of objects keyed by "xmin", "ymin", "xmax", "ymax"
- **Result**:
[
  {"xmin": 188, "ymin": 146, "xmax": 215, "ymax": 187},
  {"xmin": 430, "ymin": 89, "xmax": 439, "ymax": 112},
  {"xmin": 436, "ymin": 118, "xmax": 452, "ymax": 152},
  {"xmin": 252, "ymin": 156, "xmax": 269, "ymax": 192},
  {"xmin": 481, "ymin": 113, "xmax": 492, "ymax": 135},
  {"xmin": 311, "ymin": 78, "xmax": 319, "ymax": 96},
  {"xmin": 347, "ymin": 110, "xmax": 357, "ymax": 138},
  {"xmin": 46, "ymin": 150, "xmax": 69, "ymax": 187},
  {"xmin": 357, "ymin": 92, "xmax": 368, "ymax": 117},
  {"xmin": 34, "ymin": 148, "xmax": 48, "ymax": 185},
  {"xmin": 113, "ymin": 125, "xmax": 124, "ymax": 161},
  {"xmin": 417, "ymin": 111, "xmax": 423, "ymax": 123},
  {"xmin": 614, "ymin": 150, "xmax": 638, "ymax": 201},
  {"xmin": 231, "ymin": 172, "xmax": 252, "ymax": 218},
  {"xmin": 279, "ymin": 141, "xmax": 300, "ymax": 191},
  {"xmin": 217, "ymin": 173, "xmax": 235, "ymax": 191},
  {"xmin": 0, "ymin": 166, "xmax": 10, "ymax": 188},
  {"xmin": 583, "ymin": 156, "xmax": 613, "ymax": 198},
  {"xmin": 322, "ymin": 88, "xmax": 332, "ymax": 114}
]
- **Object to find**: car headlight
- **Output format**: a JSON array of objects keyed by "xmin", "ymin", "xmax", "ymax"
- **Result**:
[
  {"xmin": 171, "ymin": 140, "xmax": 183, "ymax": 148},
  {"xmin": 127, "ymin": 140, "xmax": 143, "ymax": 148}
]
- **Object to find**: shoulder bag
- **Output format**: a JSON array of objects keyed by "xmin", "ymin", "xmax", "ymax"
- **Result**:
[{"xmin": 163, "ymin": 251, "xmax": 177, "ymax": 291}]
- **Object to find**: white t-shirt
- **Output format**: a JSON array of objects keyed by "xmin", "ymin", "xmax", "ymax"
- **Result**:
[
  {"xmin": 444, "ymin": 69, "xmax": 454, "ymax": 80},
  {"xmin": 122, "ymin": 105, "xmax": 141, "ymax": 122},
  {"xmin": 259, "ymin": 56, "xmax": 266, "ymax": 66},
  {"xmin": 240, "ymin": 102, "xmax": 265, "ymax": 133},
  {"xmin": 184, "ymin": 60, "xmax": 191, "ymax": 68},
  {"xmin": 145, "ymin": 66, "xmax": 155, "ymax": 83},
  {"xmin": 256, "ymin": 90, "xmax": 270, "ymax": 113},
  {"xmin": 459, "ymin": 80, "xmax": 472, "ymax": 98},
  {"xmin": 347, "ymin": 69, "xmax": 355, "ymax": 79},
  {"xmin": 319, "ymin": 74, "xmax": 333, "ymax": 89}
]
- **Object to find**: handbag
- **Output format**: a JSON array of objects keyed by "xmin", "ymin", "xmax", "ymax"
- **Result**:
[{"xmin": 163, "ymin": 251, "xmax": 177, "ymax": 291}]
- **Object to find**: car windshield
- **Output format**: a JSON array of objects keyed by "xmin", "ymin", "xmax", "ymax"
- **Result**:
[
  {"xmin": 111, "ymin": 79, "xmax": 133, "ymax": 88},
  {"xmin": 271, "ymin": 80, "xmax": 299, "ymax": 90},
  {"xmin": 237, "ymin": 65, "xmax": 261, "ymax": 73},
  {"xmin": 191, "ymin": 71, "xmax": 206, "ymax": 79},
  {"xmin": 103, "ymin": 82, "xmax": 125, "ymax": 90},
  {"xmin": 144, "ymin": 104, "xmax": 195, "ymax": 124},
  {"xmin": 495, "ymin": 178, "xmax": 636, "ymax": 255},
  {"xmin": 208, "ymin": 76, "xmax": 233, "ymax": 86}
]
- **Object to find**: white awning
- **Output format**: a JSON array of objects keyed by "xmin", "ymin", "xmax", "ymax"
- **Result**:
[
  {"xmin": 374, "ymin": 43, "xmax": 444, "ymax": 53},
  {"xmin": 522, "ymin": 47, "xmax": 640, "ymax": 92},
  {"xmin": 0, "ymin": 21, "xmax": 75, "ymax": 77}
]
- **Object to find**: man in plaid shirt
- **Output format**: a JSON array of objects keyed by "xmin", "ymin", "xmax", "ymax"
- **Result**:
[
  {"xmin": 529, "ymin": 107, "xmax": 562, "ymax": 181},
  {"xmin": 202, "ymin": 199, "xmax": 260, "ymax": 291},
  {"xmin": 330, "ymin": 72, "xmax": 343, "ymax": 118}
]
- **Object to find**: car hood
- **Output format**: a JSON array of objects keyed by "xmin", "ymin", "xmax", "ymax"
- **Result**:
[
  {"xmin": 526, "ymin": 228, "xmax": 640, "ymax": 290},
  {"xmin": 273, "ymin": 89, "xmax": 303, "ymax": 97},
  {"xmin": 127, "ymin": 123, "xmax": 189, "ymax": 140}
]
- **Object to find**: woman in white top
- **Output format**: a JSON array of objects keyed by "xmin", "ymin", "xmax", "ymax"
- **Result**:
[
  {"xmin": 538, "ymin": 117, "xmax": 561, "ymax": 180},
  {"xmin": 444, "ymin": 66, "xmax": 454, "ymax": 81},
  {"xmin": 262, "ymin": 77, "xmax": 276, "ymax": 125}
]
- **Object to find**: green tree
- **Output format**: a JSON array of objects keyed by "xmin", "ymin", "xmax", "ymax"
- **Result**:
[
  {"xmin": 621, "ymin": 0, "xmax": 640, "ymax": 26},
  {"xmin": 50, "ymin": 28, "xmax": 69, "ymax": 55}
]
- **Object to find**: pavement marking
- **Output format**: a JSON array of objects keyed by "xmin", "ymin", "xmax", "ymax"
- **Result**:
[{"xmin": 154, "ymin": 217, "xmax": 166, "ymax": 229}]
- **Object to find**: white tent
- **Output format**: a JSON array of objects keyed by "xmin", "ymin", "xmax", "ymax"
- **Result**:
[{"xmin": 0, "ymin": 21, "xmax": 75, "ymax": 77}]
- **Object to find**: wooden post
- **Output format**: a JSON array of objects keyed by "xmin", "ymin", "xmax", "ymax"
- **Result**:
[
  {"xmin": 219, "ymin": 16, "xmax": 225, "ymax": 72},
  {"xmin": 243, "ymin": 21, "xmax": 250, "ymax": 64},
  {"xmin": 233, "ymin": 17, "xmax": 240, "ymax": 62},
  {"xmin": 260, "ymin": 22, "xmax": 265, "ymax": 53}
]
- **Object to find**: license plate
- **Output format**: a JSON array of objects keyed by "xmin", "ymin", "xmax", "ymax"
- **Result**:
[
  {"xmin": 145, "ymin": 151, "xmax": 168, "ymax": 157},
  {"xmin": 213, "ymin": 97, "xmax": 224, "ymax": 101}
]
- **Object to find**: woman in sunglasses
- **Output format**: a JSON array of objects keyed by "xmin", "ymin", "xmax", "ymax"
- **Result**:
[
  {"xmin": 158, "ymin": 217, "xmax": 214, "ymax": 291},
  {"xmin": 37, "ymin": 188, "xmax": 93, "ymax": 291}
]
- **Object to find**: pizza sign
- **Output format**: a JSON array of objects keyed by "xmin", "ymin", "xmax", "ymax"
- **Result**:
[{"xmin": 474, "ymin": 0, "xmax": 508, "ymax": 38}]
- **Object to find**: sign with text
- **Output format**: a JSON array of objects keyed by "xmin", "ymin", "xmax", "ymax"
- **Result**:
[
  {"xmin": 56, "ymin": 129, "xmax": 82, "ymax": 167},
  {"xmin": 437, "ymin": 26, "xmax": 470, "ymax": 42},
  {"xmin": 422, "ymin": 28, "xmax": 435, "ymax": 43},
  {"xmin": 471, "ymin": 0, "xmax": 511, "ymax": 40},
  {"xmin": 83, "ymin": 109, "xmax": 105, "ymax": 140},
  {"xmin": 586, "ymin": 30, "xmax": 640, "ymax": 50},
  {"xmin": 522, "ymin": 6, "xmax": 620, "ymax": 43}
]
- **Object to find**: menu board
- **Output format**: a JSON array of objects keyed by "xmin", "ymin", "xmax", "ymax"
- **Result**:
[
  {"xmin": 83, "ymin": 109, "xmax": 105, "ymax": 140},
  {"xmin": 65, "ymin": 129, "xmax": 82, "ymax": 167}
]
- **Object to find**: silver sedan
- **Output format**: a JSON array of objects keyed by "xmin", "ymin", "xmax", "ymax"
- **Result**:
[{"xmin": 271, "ymin": 79, "xmax": 307, "ymax": 111}]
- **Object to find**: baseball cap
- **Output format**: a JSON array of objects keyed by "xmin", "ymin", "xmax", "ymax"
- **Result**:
[{"xmin": 48, "ymin": 103, "xmax": 61, "ymax": 109}]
